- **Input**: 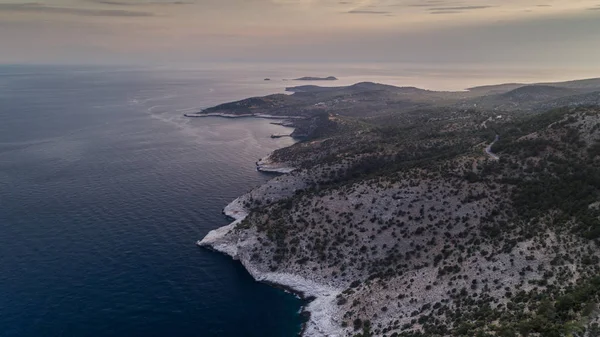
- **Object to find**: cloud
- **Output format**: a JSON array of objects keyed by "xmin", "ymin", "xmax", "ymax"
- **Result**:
[
  {"xmin": 347, "ymin": 9, "xmax": 390, "ymax": 14},
  {"xmin": 406, "ymin": 0, "xmax": 467, "ymax": 7},
  {"xmin": 424, "ymin": 4, "xmax": 494, "ymax": 14},
  {"xmin": 89, "ymin": 0, "xmax": 192, "ymax": 6},
  {"xmin": 429, "ymin": 5, "xmax": 493, "ymax": 11},
  {"xmin": 344, "ymin": 1, "xmax": 494, "ymax": 16},
  {"xmin": 0, "ymin": 2, "xmax": 154, "ymax": 16},
  {"xmin": 429, "ymin": 10, "xmax": 461, "ymax": 14}
]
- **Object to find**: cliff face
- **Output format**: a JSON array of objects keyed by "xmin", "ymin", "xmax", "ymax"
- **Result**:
[
  {"xmin": 199, "ymin": 79, "xmax": 600, "ymax": 337},
  {"xmin": 199, "ymin": 171, "xmax": 348, "ymax": 337}
]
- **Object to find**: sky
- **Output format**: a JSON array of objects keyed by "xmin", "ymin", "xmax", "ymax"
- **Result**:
[{"xmin": 1, "ymin": 0, "xmax": 600, "ymax": 65}]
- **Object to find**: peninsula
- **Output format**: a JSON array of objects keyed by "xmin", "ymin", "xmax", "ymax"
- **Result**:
[{"xmin": 197, "ymin": 78, "xmax": 600, "ymax": 337}]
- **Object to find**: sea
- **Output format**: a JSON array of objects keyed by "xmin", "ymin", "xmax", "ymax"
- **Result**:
[
  {"xmin": 2, "ymin": 63, "xmax": 600, "ymax": 337},
  {"xmin": 0, "ymin": 65, "xmax": 303, "ymax": 337}
]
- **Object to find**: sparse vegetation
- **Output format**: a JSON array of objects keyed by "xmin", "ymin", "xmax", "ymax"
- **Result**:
[{"xmin": 200, "ymin": 80, "xmax": 600, "ymax": 336}]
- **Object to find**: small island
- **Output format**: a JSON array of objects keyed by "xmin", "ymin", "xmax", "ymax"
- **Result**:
[{"xmin": 293, "ymin": 76, "xmax": 338, "ymax": 81}]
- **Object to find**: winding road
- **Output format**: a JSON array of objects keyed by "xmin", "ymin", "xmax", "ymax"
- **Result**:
[{"xmin": 485, "ymin": 135, "xmax": 500, "ymax": 160}]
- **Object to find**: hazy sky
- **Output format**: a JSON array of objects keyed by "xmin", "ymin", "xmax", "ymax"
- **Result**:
[{"xmin": 1, "ymin": 0, "xmax": 600, "ymax": 65}]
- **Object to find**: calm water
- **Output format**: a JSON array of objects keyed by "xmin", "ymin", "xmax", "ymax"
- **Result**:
[{"xmin": 0, "ymin": 65, "xmax": 303, "ymax": 337}]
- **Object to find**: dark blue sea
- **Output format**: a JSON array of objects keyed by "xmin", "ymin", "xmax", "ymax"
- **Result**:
[{"xmin": 0, "ymin": 65, "xmax": 303, "ymax": 337}]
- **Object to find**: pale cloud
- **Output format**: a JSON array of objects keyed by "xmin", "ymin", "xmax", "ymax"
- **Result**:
[
  {"xmin": 347, "ymin": 9, "xmax": 391, "ymax": 14},
  {"xmin": 88, "ymin": 0, "xmax": 192, "ymax": 6},
  {"xmin": 0, "ymin": 2, "xmax": 154, "ymax": 16},
  {"xmin": 0, "ymin": 0, "xmax": 599, "ymax": 64}
]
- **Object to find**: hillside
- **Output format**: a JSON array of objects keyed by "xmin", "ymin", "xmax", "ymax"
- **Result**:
[
  {"xmin": 192, "ymin": 77, "xmax": 600, "ymax": 123},
  {"xmin": 500, "ymin": 85, "xmax": 576, "ymax": 102},
  {"xmin": 198, "ymin": 80, "xmax": 600, "ymax": 337},
  {"xmin": 469, "ymin": 77, "xmax": 600, "ymax": 94}
]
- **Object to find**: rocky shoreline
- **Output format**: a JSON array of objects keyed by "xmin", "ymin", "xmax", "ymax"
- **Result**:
[
  {"xmin": 256, "ymin": 154, "xmax": 296, "ymax": 174},
  {"xmin": 197, "ymin": 158, "xmax": 345, "ymax": 337}
]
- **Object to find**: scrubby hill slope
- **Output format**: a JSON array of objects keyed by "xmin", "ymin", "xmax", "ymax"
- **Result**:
[
  {"xmin": 245, "ymin": 107, "xmax": 600, "ymax": 336},
  {"xmin": 199, "ymin": 80, "xmax": 600, "ymax": 337}
]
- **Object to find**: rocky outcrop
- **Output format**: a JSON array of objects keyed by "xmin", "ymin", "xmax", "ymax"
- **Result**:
[{"xmin": 198, "ymin": 169, "xmax": 347, "ymax": 337}]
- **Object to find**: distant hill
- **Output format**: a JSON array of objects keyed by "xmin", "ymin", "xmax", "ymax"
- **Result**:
[
  {"xmin": 500, "ymin": 85, "xmax": 577, "ymax": 102},
  {"xmin": 461, "ymin": 80, "xmax": 600, "ymax": 111},
  {"xmin": 539, "ymin": 77, "xmax": 600, "ymax": 90},
  {"xmin": 286, "ymin": 82, "xmax": 427, "ymax": 94},
  {"xmin": 293, "ymin": 76, "xmax": 338, "ymax": 81},
  {"xmin": 194, "ymin": 77, "xmax": 600, "ymax": 120},
  {"xmin": 469, "ymin": 77, "xmax": 600, "ymax": 95},
  {"xmin": 349, "ymin": 82, "xmax": 424, "ymax": 92},
  {"xmin": 468, "ymin": 83, "xmax": 526, "ymax": 95},
  {"xmin": 285, "ymin": 85, "xmax": 341, "ymax": 93}
]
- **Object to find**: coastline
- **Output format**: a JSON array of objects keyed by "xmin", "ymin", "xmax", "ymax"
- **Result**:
[
  {"xmin": 194, "ymin": 81, "xmax": 600, "ymax": 337},
  {"xmin": 197, "ymin": 157, "xmax": 344, "ymax": 337},
  {"xmin": 256, "ymin": 154, "xmax": 296, "ymax": 174}
]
